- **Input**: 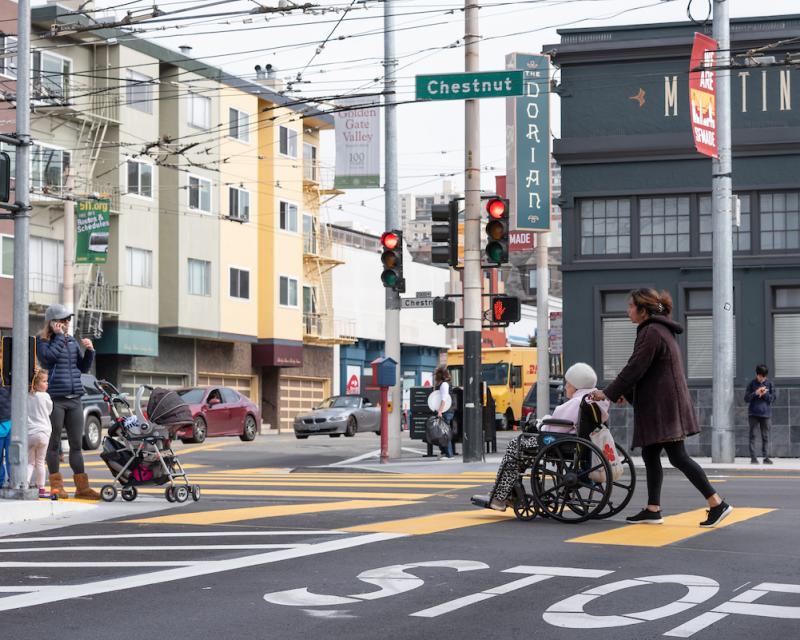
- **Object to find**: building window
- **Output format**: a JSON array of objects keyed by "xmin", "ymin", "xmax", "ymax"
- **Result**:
[
  {"xmin": 188, "ymin": 258, "xmax": 211, "ymax": 296},
  {"xmin": 126, "ymin": 160, "xmax": 153, "ymax": 198},
  {"xmin": 126, "ymin": 247, "xmax": 152, "ymax": 288},
  {"xmin": 188, "ymin": 92, "xmax": 211, "ymax": 128},
  {"xmin": 773, "ymin": 286, "xmax": 800, "ymax": 378},
  {"xmin": 279, "ymin": 201, "xmax": 298, "ymax": 232},
  {"xmin": 1, "ymin": 234, "xmax": 13, "ymax": 277},
  {"xmin": 126, "ymin": 69, "xmax": 153, "ymax": 114},
  {"xmin": 699, "ymin": 194, "xmax": 751, "ymax": 252},
  {"xmin": 0, "ymin": 35, "xmax": 17, "ymax": 79},
  {"xmin": 32, "ymin": 51, "xmax": 70, "ymax": 101},
  {"xmin": 229, "ymin": 267, "xmax": 250, "ymax": 299},
  {"xmin": 760, "ymin": 192, "xmax": 800, "ymax": 251},
  {"xmin": 279, "ymin": 125, "xmax": 297, "ymax": 157},
  {"xmin": 600, "ymin": 290, "xmax": 637, "ymax": 381},
  {"xmin": 228, "ymin": 186, "xmax": 250, "ymax": 221},
  {"xmin": 684, "ymin": 288, "xmax": 736, "ymax": 379},
  {"xmin": 31, "ymin": 145, "xmax": 70, "ymax": 192},
  {"xmin": 29, "ymin": 236, "xmax": 64, "ymax": 293},
  {"xmin": 188, "ymin": 175, "xmax": 212, "ymax": 213},
  {"xmin": 579, "ymin": 198, "xmax": 631, "ymax": 256},
  {"xmin": 279, "ymin": 275, "xmax": 298, "ymax": 307},
  {"xmin": 303, "ymin": 214, "xmax": 316, "ymax": 254},
  {"xmin": 639, "ymin": 196, "xmax": 690, "ymax": 254},
  {"xmin": 303, "ymin": 143, "xmax": 317, "ymax": 181},
  {"xmin": 228, "ymin": 107, "xmax": 250, "ymax": 142}
]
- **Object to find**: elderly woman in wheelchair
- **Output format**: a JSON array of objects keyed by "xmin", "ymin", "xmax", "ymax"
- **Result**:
[{"xmin": 471, "ymin": 363, "xmax": 634, "ymax": 523}]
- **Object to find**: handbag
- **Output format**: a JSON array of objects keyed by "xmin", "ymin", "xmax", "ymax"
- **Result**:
[
  {"xmin": 588, "ymin": 426, "xmax": 624, "ymax": 483},
  {"xmin": 425, "ymin": 416, "xmax": 451, "ymax": 447}
]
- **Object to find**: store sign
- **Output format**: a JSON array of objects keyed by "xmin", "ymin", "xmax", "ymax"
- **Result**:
[
  {"xmin": 689, "ymin": 32, "xmax": 719, "ymax": 158},
  {"xmin": 506, "ymin": 53, "xmax": 551, "ymax": 230},
  {"xmin": 75, "ymin": 199, "xmax": 110, "ymax": 264},
  {"xmin": 334, "ymin": 97, "xmax": 380, "ymax": 189},
  {"xmin": 549, "ymin": 311, "xmax": 563, "ymax": 355},
  {"xmin": 510, "ymin": 230, "xmax": 534, "ymax": 252},
  {"xmin": 345, "ymin": 365, "xmax": 361, "ymax": 395}
]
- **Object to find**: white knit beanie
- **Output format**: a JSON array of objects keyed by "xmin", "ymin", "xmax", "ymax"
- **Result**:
[{"xmin": 564, "ymin": 362, "xmax": 598, "ymax": 390}]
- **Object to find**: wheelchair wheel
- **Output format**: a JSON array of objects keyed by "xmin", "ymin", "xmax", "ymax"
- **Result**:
[
  {"xmin": 513, "ymin": 493, "xmax": 538, "ymax": 521},
  {"xmin": 594, "ymin": 444, "xmax": 636, "ymax": 519},
  {"xmin": 529, "ymin": 436, "xmax": 612, "ymax": 523}
]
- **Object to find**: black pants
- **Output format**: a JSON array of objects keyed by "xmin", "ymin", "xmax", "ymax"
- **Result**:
[
  {"xmin": 641, "ymin": 440, "xmax": 716, "ymax": 507},
  {"xmin": 46, "ymin": 397, "xmax": 85, "ymax": 475},
  {"xmin": 748, "ymin": 416, "xmax": 770, "ymax": 458}
]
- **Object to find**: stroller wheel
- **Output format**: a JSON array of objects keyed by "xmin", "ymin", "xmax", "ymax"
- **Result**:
[
  {"xmin": 121, "ymin": 487, "xmax": 138, "ymax": 502},
  {"xmin": 191, "ymin": 485, "xmax": 201, "ymax": 502},
  {"xmin": 174, "ymin": 485, "xmax": 190, "ymax": 503},
  {"xmin": 165, "ymin": 487, "xmax": 177, "ymax": 502},
  {"xmin": 100, "ymin": 485, "xmax": 117, "ymax": 502}
]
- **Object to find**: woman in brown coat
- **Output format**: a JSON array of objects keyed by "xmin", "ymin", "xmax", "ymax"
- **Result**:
[{"xmin": 591, "ymin": 288, "xmax": 733, "ymax": 528}]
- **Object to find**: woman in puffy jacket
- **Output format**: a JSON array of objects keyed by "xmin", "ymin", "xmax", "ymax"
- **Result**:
[{"xmin": 36, "ymin": 304, "xmax": 99, "ymax": 500}]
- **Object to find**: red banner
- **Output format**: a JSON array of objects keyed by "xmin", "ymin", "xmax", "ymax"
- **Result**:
[
  {"xmin": 689, "ymin": 32, "xmax": 718, "ymax": 158},
  {"xmin": 509, "ymin": 230, "xmax": 534, "ymax": 252}
]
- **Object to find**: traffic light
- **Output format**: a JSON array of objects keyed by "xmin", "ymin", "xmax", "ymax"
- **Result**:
[
  {"xmin": 490, "ymin": 295, "xmax": 520, "ymax": 324},
  {"xmin": 484, "ymin": 197, "xmax": 510, "ymax": 265},
  {"xmin": 380, "ymin": 230, "xmax": 405, "ymax": 293},
  {"xmin": 431, "ymin": 199, "xmax": 459, "ymax": 267},
  {"xmin": 432, "ymin": 297, "xmax": 456, "ymax": 326}
]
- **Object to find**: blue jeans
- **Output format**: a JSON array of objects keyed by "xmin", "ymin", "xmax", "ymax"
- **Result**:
[
  {"xmin": 0, "ymin": 433, "xmax": 10, "ymax": 487},
  {"xmin": 439, "ymin": 410, "xmax": 454, "ymax": 457}
]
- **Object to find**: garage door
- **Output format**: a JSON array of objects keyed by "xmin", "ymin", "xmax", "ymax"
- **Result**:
[
  {"xmin": 197, "ymin": 373, "xmax": 257, "ymax": 404},
  {"xmin": 120, "ymin": 371, "xmax": 189, "ymax": 400},
  {"xmin": 279, "ymin": 375, "xmax": 327, "ymax": 432}
]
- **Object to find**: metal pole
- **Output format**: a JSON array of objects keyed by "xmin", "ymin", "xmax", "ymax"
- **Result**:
[
  {"xmin": 5, "ymin": 0, "xmax": 36, "ymax": 499},
  {"xmin": 462, "ymin": 1, "xmax": 483, "ymax": 463},
  {"xmin": 712, "ymin": 0, "xmax": 735, "ymax": 463},
  {"xmin": 536, "ymin": 232, "xmax": 550, "ymax": 420},
  {"xmin": 384, "ymin": 0, "xmax": 401, "ymax": 459},
  {"xmin": 63, "ymin": 171, "xmax": 75, "ymax": 317}
]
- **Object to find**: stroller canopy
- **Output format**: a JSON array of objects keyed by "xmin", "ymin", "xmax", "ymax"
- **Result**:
[{"xmin": 147, "ymin": 388, "xmax": 193, "ymax": 426}]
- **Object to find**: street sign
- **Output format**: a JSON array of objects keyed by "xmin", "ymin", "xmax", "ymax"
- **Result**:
[
  {"xmin": 416, "ymin": 291, "xmax": 432, "ymax": 298},
  {"xmin": 416, "ymin": 70, "xmax": 524, "ymax": 101},
  {"xmin": 401, "ymin": 297, "xmax": 434, "ymax": 309}
]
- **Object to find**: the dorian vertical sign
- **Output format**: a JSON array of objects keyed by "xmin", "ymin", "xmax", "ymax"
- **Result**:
[
  {"xmin": 506, "ymin": 53, "xmax": 551, "ymax": 230},
  {"xmin": 689, "ymin": 32, "xmax": 719, "ymax": 158}
]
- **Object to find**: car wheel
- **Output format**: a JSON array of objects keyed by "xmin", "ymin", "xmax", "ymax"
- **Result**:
[
  {"xmin": 82, "ymin": 415, "xmax": 102, "ymax": 450},
  {"xmin": 190, "ymin": 417, "xmax": 207, "ymax": 444},
  {"xmin": 295, "ymin": 434, "xmax": 309, "ymax": 439},
  {"xmin": 240, "ymin": 415, "xmax": 258, "ymax": 442},
  {"xmin": 345, "ymin": 416, "xmax": 357, "ymax": 437}
]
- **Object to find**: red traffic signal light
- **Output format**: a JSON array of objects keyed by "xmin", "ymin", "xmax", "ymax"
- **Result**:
[
  {"xmin": 484, "ymin": 196, "xmax": 510, "ymax": 265},
  {"xmin": 380, "ymin": 230, "xmax": 405, "ymax": 292},
  {"xmin": 490, "ymin": 295, "xmax": 520, "ymax": 324},
  {"xmin": 486, "ymin": 198, "xmax": 507, "ymax": 219},
  {"xmin": 381, "ymin": 231, "xmax": 400, "ymax": 250}
]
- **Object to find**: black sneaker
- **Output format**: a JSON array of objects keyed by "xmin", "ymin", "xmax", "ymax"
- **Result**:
[
  {"xmin": 763, "ymin": 458, "xmax": 773, "ymax": 465},
  {"xmin": 625, "ymin": 509, "xmax": 664, "ymax": 524},
  {"xmin": 750, "ymin": 457, "xmax": 759, "ymax": 464},
  {"xmin": 699, "ymin": 501, "xmax": 733, "ymax": 528}
]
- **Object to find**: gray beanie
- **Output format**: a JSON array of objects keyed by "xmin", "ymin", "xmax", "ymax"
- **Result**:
[{"xmin": 564, "ymin": 362, "xmax": 598, "ymax": 390}]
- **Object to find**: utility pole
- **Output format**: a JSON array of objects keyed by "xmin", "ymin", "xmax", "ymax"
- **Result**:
[
  {"xmin": 462, "ymin": 1, "xmax": 483, "ymax": 463},
  {"xmin": 384, "ymin": 0, "xmax": 401, "ymax": 460},
  {"xmin": 535, "ymin": 233, "xmax": 550, "ymax": 420},
  {"xmin": 5, "ymin": 0, "xmax": 36, "ymax": 499},
  {"xmin": 63, "ymin": 171, "xmax": 75, "ymax": 317},
  {"xmin": 711, "ymin": 0, "xmax": 735, "ymax": 463}
]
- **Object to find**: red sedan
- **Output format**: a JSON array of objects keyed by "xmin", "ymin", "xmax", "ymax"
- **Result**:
[{"xmin": 174, "ymin": 387, "xmax": 261, "ymax": 444}]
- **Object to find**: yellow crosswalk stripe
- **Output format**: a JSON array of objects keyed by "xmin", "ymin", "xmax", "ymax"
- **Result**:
[
  {"xmin": 344, "ymin": 509, "xmax": 513, "ymax": 535},
  {"xmin": 567, "ymin": 507, "xmax": 775, "ymax": 547},
  {"xmin": 133, "ymin": 487, "xmax": 436, "ymax": 500},
  {"xmin": 177, "ymin": 479, "xmax": 481, "ymax": 489},
  {"xmin": 127, "ymin": 499, "xmax": 415, "ymax": 525}
]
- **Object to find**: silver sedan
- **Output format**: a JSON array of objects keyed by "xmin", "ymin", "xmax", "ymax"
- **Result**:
[{"xmin": 293, "ymin": 396, "xmax": 381, "ymax": 439}]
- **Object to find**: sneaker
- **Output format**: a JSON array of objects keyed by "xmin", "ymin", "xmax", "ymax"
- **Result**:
[
  {"xmin": 38, "ymin": 488, "xmax": 48, "ymax": 499},
  {"xmin": 750, "ymin": 457, "xmax": 759, "ymax": 464},
  {"xmin": 625, "ymin": 509, "xmax": 664, "ymax": 524},
  {"xmin": 763, "ymin": 458, "xmax": 773, "ymax": 464},
  {"xmin": 489, "ymin": 498, "xmax": 507, "ymax": 512},
  {"xmin": 699, "ymin": 501, "xmax": 733, "ymax": 528}
]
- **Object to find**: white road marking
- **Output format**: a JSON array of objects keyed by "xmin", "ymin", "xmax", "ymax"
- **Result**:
[
  {"xmin": 664, "ymin": 612, "xmax": 730, "ymax": 637},
  {"xmin": 302, "ymin": 609, "xmax": 357, "ymax": 619},
  {"xmin": 0, "ymin": 562, "xmax": 201, "ymax": 568},
  {"xmin": 0, "ymin": 544, "xmax": 308, "ymax": 553},
  {"xmin": 0, "ymin": 532, "xmax": 405, "ymax": 613},
  {"xmin": 327, "ymin": 447, "xmax": 428, "ymax": 467},
  {"xmin": 0, "ymin": 531, "xmax": 347, "ymax": 543}
]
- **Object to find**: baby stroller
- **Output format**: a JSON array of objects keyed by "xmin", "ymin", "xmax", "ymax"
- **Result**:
[{"xmin": 96, "ymin": 380, "xmax": 201, "ymax": 503}]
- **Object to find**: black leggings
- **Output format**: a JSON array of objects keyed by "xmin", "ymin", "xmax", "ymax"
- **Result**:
[
  {"xmin": 46, "ymin": 397, "xmax": 85, "ymax": 475},
  {"xmin": 641, "ymin": 440, "xmax": 716, "ymax": 507}
]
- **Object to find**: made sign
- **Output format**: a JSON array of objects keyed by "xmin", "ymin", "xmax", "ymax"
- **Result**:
[
  {"xmin": 689, "ymin": 32, "xmax": 718, "ymax": 158},
  {"xmin": 416, "ymin": 70, "xmax": 524, "ymax": 101},
  {"xmin": 510, "ymin": 231, "xmax": 534, "ymax": 252}
]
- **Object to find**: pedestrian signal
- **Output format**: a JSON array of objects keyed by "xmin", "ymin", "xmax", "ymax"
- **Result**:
[
  {"xmin": 431, "ymin": 199, "xmax": 459, "ymax": 267},
  {"xmin": 484, "ymin": 197, "xmax": 509, "ymax": 265},
  {"xmin": 432, "ymin": 297, "xmax": 456, "ymax": 326},
  {"xmin": 489, "ymin": 295, "xmax": 520, "ymax": 324},
  {"xmin": 380, "ymin": 230, "xmax": 405, "ymax": 292}
]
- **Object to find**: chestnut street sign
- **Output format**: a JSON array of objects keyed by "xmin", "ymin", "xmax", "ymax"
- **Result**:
[{"xmin": 416, "ymin": 70, "xmax": 524, "ymax": 101}]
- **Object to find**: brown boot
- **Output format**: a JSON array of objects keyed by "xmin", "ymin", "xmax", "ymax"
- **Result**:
[
  {"xmin": 49, "ymin": 472, "xmax": 69, "ymax": 499},
  {"xmin": 73, "ymin": 473, "xmax": 100, "ymax": 500}
]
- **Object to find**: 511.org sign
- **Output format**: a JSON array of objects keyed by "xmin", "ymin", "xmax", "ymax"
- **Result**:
[{"xmin": 75, "ymin": 198, "xmax": 110, "ymax": 264}]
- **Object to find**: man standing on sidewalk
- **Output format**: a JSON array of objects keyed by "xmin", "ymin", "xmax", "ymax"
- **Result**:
[{"xmin": 745, "ymin": 364, "xmax": 776, "ymax": 465}]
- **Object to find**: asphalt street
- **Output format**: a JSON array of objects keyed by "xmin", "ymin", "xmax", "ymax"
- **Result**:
[{"xmin": 0, "ymin": 431, "xmax": 798, "ymax": 640}]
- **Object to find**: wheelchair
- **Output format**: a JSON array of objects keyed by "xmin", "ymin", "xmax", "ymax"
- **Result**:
[{"xmin": 488, "ymin": 397, "xmax": 636, "ymax": 524}]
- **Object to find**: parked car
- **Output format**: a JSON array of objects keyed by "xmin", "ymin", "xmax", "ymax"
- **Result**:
[
  {"xmin": 174, "ymin": 386, "xmax": 261, "ymax": 444},
  {"xmin": 74, "ymin": 373, "xmax": 112, "ymax": 450},
  {"xmin": 293, "ymin": 395, "xmax": 381, "ymax": 439},
  {"xmin": 521, "ymin": 379, "xmax": 565, "ymax": 424}
]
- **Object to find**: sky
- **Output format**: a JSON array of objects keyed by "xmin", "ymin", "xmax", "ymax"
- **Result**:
[{"xmin": 78, "ymin": 0, "xmax": 800, "ymax": 232}]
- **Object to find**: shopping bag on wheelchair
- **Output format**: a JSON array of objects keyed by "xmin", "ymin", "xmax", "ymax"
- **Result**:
[
  {"xmin": 588, "ymin": 426, "xmax": 624, "ymax": 482},
  {"xmin": 425, "ymin": 416, "xmax": 451, "ymax": 447}
]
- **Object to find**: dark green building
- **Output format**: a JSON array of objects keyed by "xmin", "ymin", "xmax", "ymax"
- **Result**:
[{"xmin": 549, "ymin": 15, "xmax": 800, "ymax": 457}]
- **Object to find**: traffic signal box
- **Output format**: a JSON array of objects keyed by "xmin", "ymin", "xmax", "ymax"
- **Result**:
[
  {"xmin": 489, "ymin": 295, "xmax": 521, "ymax": 325},
  {"xmin": 431, "ymin": 199, "xmax": 459, "ymax": 267},
  {"xmin": 380, "ymin": 230, "xmax": 405, "ymax": 293},
  {"xmin": 484, "ymin": 197, "xmax": 510, "ymax": 265}
]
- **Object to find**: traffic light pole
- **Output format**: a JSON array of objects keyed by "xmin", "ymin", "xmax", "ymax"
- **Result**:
[
  {"xmin": 384, "ymin": 0, "xmax": 402, "ymax": 460},
  {"xmin": 462, "ymin": 1, "xmax": 483, "ymax": 463},
  {"xmin": 536, "ymin": 232, "xmax": 550, "ymax": 420}
]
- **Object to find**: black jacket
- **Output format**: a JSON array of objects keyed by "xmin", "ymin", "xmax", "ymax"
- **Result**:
[
  {"xmin": 744, "ymin": 379, "xmax": 776, "ymax": 417},
  {"xmin": 36, "ymin": 334, "xmax": 94, "ymax": 398}
]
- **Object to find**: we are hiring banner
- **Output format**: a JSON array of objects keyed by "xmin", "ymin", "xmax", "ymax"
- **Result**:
[{"xmin": 334, "ymin": 97, "xmax": 380, "ymax": 189}]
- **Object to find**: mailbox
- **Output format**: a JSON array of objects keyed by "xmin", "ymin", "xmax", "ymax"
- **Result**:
[{"xmin": 370, "ymin": 356, "xmax": 397, "ymax": 388}]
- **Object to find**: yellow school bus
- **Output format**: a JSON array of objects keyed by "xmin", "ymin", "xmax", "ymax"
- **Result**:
[{"xmin": 446, "ymin": 347, "xmax": 538, "ymax": 429}]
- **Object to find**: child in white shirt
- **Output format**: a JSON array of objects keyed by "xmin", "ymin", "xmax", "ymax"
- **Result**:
[{"xmin": 27, "ymin": 369, "xmax": 53, "ymax": 498}]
